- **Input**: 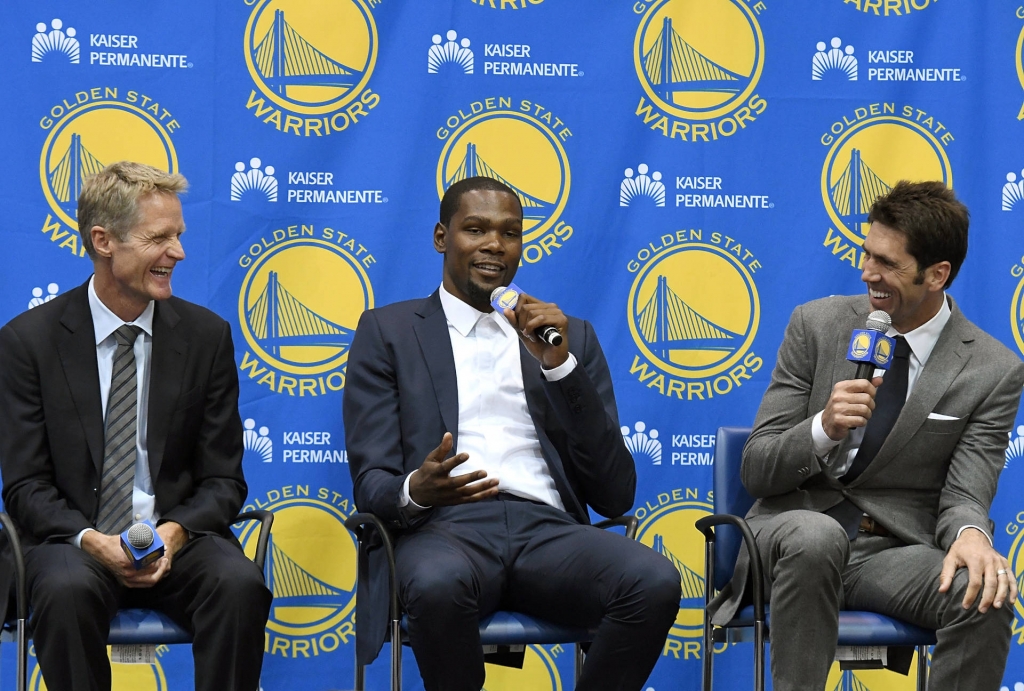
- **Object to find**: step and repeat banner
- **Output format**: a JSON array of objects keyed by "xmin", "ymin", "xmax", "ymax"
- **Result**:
[{"xmin": 3, "ymin": 0, "xmax": 1024, "ymax": 689}]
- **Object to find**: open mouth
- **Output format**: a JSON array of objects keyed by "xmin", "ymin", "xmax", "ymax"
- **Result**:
[
  {"xmin": 869, "ymin": 288, "xmax": 892, "ymax": 300},
  {"xmin": 150, "ymin": 267, "xmax": 172, "ymax": 278},
  {"xmin": 472, "ymin": 262, "xmax": 505, "ymax": 278}
]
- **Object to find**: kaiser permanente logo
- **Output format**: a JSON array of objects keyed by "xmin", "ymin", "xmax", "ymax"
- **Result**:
[
  {"xmin": 230, "ymin": 159, "xmax": 386, "ymax": 205},
  {"xmin": 626, "ymin": 229, "xmax": 763, "ymax": 401},
  {"xmin": 812, "ymin": 38, "xmax": 857, "ymax": 81},
  {"xmin": 244, "ymin": 0, "xmax": 380, "ymax": 137},
  {"xmin": 437, "ymin": 97, "xmax": 574, "ymax": 264},
  {"xmin": 632, "ymin": 0, "xmax": 768, "ymax": 142},
  {"xmin": 621, "ymin": 165, "xmax": 772, "ymax": 210},
  {"xmin": 237, "ymin": 224, "xmax": 375, "ymax": 397},
  {"xmin": 36, "ymin": 88, "xmax": 180, "ymax": 259},
  {"xmin": 237, "ymin": 485, "xmax": 358, "ymax": 660},
  {"xmin": 819, "ymin": 103, "xmax": 953, "ymax": 269},
  {"xmin": 31, "ymin": 18, "xmax": 191, "ymax": 68},
  {"xmin": 427, "ymin": 30, "xmax": 582, "ymax": 78}
]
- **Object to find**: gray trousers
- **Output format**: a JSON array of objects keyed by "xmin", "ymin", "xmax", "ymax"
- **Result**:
[{"xmin": 757, "ymin": 510, "xmax": 1013, "ymax": 691}]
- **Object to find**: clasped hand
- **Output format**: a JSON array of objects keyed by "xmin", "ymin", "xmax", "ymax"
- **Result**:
[
  {"xmin": 409, "ymin": 432, "xmax": 500, "ymax": 507},
  {"xmin": 81, "ymin": 521, "xmax": 189, "ymax": 588}
]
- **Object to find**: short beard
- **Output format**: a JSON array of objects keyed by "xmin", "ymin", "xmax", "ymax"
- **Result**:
[{"xmin": 465, "ymin": 278, "xmax": 495, "ymax": 310}]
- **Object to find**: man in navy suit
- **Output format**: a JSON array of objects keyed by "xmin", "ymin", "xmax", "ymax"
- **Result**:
[{"xmin": 344, "ymin": 176, "xmax": 680, "ymax": 691}]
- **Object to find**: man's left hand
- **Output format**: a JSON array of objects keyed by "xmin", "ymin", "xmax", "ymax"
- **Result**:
[
  {"xmin": 939, "ymin": 527, "xmax": 1016, "ymax": 613},
  {"xmin": 121, "ymin": 521, "xmax": 189, "ymax": 588},
  {"xmin": 503, "ymin": 292, "xmax": 569, "ymax": 370}
]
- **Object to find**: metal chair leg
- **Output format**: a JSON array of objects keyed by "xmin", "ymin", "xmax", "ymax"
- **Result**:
[
  {"xmin": 16, "ymin": 618, "xmax": 26, "ymax": 691},
  {"xmin": 916, "ymin": 645, "xmax": 928, "ymax": 691},
  {"xmin": 354, "ymin": 647, "xmax": 364, "ymax": 691},
  {"xmin": 390, "ymin": 619, "xmax": 402, "ymax": 691},
  {"xmin": 574, "ymin": 643, "xmax": 584, "ymax": 684},
  {"xmin": 754, "ymin": 621, "xmax": 766, "ymax": 691}
]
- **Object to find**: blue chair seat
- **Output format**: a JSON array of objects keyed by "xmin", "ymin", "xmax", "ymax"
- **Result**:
[
  {"xmin": 724, "ymin": 606, "xmax": 937, "ymax": 647},
  {"xmin": 398, "ymin": 611, "xmax": 598, "ymax": 647},
  {"xmin": 107, "ymin": 609, "xmax": 192, "ymax": 645}
]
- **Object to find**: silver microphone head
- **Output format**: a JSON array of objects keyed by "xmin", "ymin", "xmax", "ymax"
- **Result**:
[
  {"xmin": 126, "ymin": 523, "xmax": 155, "ymax": 549},
  {"xmin": 490, "ymin": 286, "xmax": 519, "ymax": 310},
  {"xmin": 490, "ymin": 286, "xmax": 506, "ymax": 301},
  {"xmin": 865, "ymin": 310, "xmax": 891, "ymax": 333}
]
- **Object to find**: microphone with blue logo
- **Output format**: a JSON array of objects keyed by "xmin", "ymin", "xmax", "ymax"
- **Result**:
[
  {"xmin": 847, "ymin": 310, "xmax": 895, "ymax": 379},
  {"xmin": 120, "ymin": 521, "xmax": 165, "ymax": 570},
  {"xmin": 490, "ymin": 284, "xmax": 563, "ymax": 346}
]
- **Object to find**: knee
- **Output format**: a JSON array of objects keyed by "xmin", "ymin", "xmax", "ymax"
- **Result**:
[
  {"xmin": 778, "ymin": 514, "xmax": 850, "ymax": 569},
  {"xmin": 942, "ymin": 570, "xmax": 1015, "ymax": 630},
  {"xmin": 204, "ymin": 562, "xmax": 270, "ymax": 619},
  {"xmin": 643, "ymin": 556, "xmax": 683, "ymax": 614},
  {"xmin": 400, "ymin": 562, "xmax": 476, "ymax": 617},
  {"xmin": 30, "ymin": 564, "xmax": 108, "ymax": 620}
]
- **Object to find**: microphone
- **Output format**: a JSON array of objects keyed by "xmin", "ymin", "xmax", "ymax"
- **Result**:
[
  {"xmin": 847, "ymin": 310, "xmax": 895, "ymax": 380},
  {"xmin": 120, "ymin": 520, "xmax": 165, "ymax": 570},
  {"xmin": 490, "ymin": 284, "xmax": 563, "ymax": 346}
]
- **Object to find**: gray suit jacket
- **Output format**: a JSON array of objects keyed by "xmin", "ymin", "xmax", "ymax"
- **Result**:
[{"xmin": 711, "ymin": 294, "xmax": 1024, "ymax": 624}]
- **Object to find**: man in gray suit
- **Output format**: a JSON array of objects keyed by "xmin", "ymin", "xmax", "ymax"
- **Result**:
[{"xmin": 710, "ymin": 181, "xmax": 1024, "ymax": 690}]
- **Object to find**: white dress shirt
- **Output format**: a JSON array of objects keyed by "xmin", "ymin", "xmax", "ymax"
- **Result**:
[
  {"xmin": 73, "ymin": 277, "xmax": 158, "ymax": 546},
  {"xmin": 400, "ymin": 285, "xmax": 578, "ymax": 511},
  {"xmin": 810, "ymin": 295, "xmax": 988, "ymax": 542}
]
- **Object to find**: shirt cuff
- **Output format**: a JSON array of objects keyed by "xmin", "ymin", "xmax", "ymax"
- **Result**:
[
  {"xmin": 400, "ymin": 471, "xmax": 430, "ymax": 512},
  {"xmin": 71, "ymin": 528, "xmax": 94, "ymax": 549},
  {"xmin": 541, "ymin": 353, "xmax": 577, "ymax": 382},
  {"xmin": 956, "ymin": 524, "xmax": 993, "ymax": 547},
  {"xmin": 811, "ymin": 411, "xmax": 842, "ymax": 460}
]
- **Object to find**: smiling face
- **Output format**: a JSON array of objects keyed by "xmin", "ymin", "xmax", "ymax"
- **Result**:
[
  {"xmin": 434, "ymin": 188, "xmax": 523, "ymax": 312},
  {"xmin": 861, "ymin": 221, "xmax": 949, "ymax": 333},
  {"xmin": 92, "ymin": 191, "xmax": 186, "ymax": 321}
]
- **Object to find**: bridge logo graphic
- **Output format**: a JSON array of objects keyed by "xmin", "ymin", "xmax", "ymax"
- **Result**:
[
  {"xmin": 237, "ymin": 490, "xmax": 358, "ymax": 658},
  {"xmin": 632, "ymin": 0, "xmax": 766, "ymax": 136},
  {"xmin": 30, "ymin": 648, "xmax": 169, "ymax": 691},
  {"xmin": 820, "ymin": 113, "xmax": 952, "ymax": 261},
  {"xmin": 39, "ymin": 99, "xmax": 178, "ymax": 248},
  {"xmin": 244, "ymin": 0, "xmax": 377, "ymax": 114},
  {"xmin": 627, "ymin": 242, "xmax": 759, "ymax": 383},
  {"xmin": 238, "ymin": 237, "xmax": 372, "ymax": 381},
  {"xmin": 437, "ymin": 111, "xmax": 570, "ymax": 246}
]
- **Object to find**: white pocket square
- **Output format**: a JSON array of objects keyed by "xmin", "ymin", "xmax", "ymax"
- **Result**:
[{"xmin": 927, "ymin": 412, "xmax": 960, "ymax": 421}]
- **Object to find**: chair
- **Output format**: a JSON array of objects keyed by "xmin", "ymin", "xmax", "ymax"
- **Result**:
[
  {"xmin": 694, "ymin": 427, "xmax": 935, "ymax": 691},
  {"xmin": 344, "ymin": 511, "xmax": 638, "ymax": 691},
  {"xmin": 0, "ymin": 510, "xmax": 274, "ymax": 691}
]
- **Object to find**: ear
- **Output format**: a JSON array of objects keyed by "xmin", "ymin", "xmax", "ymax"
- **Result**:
[
  {"xmin": 433, "ymin": 222, "xmax": 447, "ymax": 254},
  {"xmin": 926, "ymin": 261, "xmax": 951, "ymax": 291},
  {"xmin": 91, "ymin": 226, "xmax": 113, "ymax": 258}
]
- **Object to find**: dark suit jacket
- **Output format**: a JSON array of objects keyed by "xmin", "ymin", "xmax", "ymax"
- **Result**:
[
  {"xmin": 711, "ymin": 294, "xmax": 1024, "ymax": 624},
  {"xmin": 0, "ymin": 279, "xmax": 247, "ymax": 618},
  {"xmin": 343, "ymin": 290, "xmax": 636, "ymax": 664}
]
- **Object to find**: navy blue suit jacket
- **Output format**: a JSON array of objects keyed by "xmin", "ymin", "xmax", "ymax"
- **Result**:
[{"xmin": 343, "ymin": 289, "xmax": 636, "ymax": 664}]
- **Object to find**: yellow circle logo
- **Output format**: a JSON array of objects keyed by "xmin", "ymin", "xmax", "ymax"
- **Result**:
[
  {"xmin": 437, "ymin": 111, "xmax": 570, "ymax": 244},
  {"xmin": 821, "ymin": 116, "xmax": 952, "ymax": 249},
  {"xmin": 636, "ymin": 498, "xmax": 712, "ymax": 641},
  {"xmin": 851, "ymin": 332, "xmax": 872, "ymax": 359},
  {"xmin": 237, "ymin": 492, "xmax": 357, "ymax": 656},
  {"xmin": 873, "ymin": 336, "xmax": 892, "ymax": 364},
  {"xmin": 244, "ymin": 0, "xmax": 377, "ymax": 115},
  {"xmin": 238, "ymin": 237, "xmax": 372, "ymax": 377},
  {"xmin": 482, "ymin": 645, "xmax": 563, "ymax": 691},
  {"xmin": 634, "ymin": 0, "xmax": 764, "ymax": 120},
  {"xmin": 1011, "ymin": 277, "xmax": 1024, "ymax": 359},
  {"xmin": 628, "ymin": 242, "xmax": 759, "ymax": 379},
  {"xmin": 39, "ymin": 100, "xmax": 177, "ymax": 229},
  {"xmin": 30, "ymin": 649, "xmax": 169, "ymax": 691}
]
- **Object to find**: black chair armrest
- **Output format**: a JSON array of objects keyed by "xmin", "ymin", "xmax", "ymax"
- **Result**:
[
  {"xmin": 594, "ymin": 515, "xmax": 638, "ymax": 540},
  {"xmin": 0, "ymin": 513, "xmax": 26, "ymax": 621},
  {"xmin": 694, "ymin": 514, "xmax": 765, "ymax": 623},
  {"xmin": 233, "ymin": 510, "xmax": 274, "ymax": 571},
  {"xmin": 345, "ymin": 513, "xmax": 400, "ymax": 624}
]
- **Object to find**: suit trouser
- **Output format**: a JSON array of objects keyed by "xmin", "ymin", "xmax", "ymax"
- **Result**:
[
  {"xmin": 757, "ymin": 510, "xmax": 1013, "ymax": 691},
  {"xmin": 24, "ymin": 534, "xmax": 272, "ymax": 691},
  {"xmin": 394, "ymin": 495, "xmax": 681, "ymax": 691}
]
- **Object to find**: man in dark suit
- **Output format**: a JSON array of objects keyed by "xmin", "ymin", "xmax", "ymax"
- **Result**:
[
  {"xmin": 0, "ymin": 161, "xmax": 272, "ymax": 691},
  {"xmin": 343, "ymin": 176, "xmax": 680, "ymax": 691},
  {"xmin": 710, "ymin": 181, "xmax": 1024, "ymax": 690}
]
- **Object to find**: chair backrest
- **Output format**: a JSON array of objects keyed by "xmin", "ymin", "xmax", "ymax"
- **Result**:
[{"xmin": 711, "ymin": 426, "xmax": 755, "ymax": 591}]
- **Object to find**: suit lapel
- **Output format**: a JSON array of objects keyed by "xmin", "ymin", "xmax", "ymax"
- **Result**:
[
  {"xmin": 147, "ymin": 300, "xmax": 187, "ymax": 482},
  {"xmin": 413, "ymin": 293, "xmax": 460, "ymax": 449},
  {"xmin": 57, "ymin": 285, "xmax": 105, "ymax": 474}
]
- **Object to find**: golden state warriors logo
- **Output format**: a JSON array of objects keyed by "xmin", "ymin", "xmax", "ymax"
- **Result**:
[
  {"xmin": 820, "ymin": 104, "xmax": 953, "ymax": 269},
  {"xmin": 30, "ymin": 647, "xmax": 170, "ymax": 690},
  {"xmin": 626, "ymin": 230, "xmax": 763, "ymax": 400},
  {"xmin": 873, "ymin": 336, "xmax": 892, "ymax": 365},
  {"xmin": 237, "ymin": 226, "xmax": 375, "ymax": 396},
  {"xmin": 1010, "ymin": 264, "xmax": 1024, "ymax": 359},
  {"xmin": 636, "ymin": 489, "xmax": 711, "ymax": 660},
  {"xmin": 238, "ymin": 486, "xmax": 358, "ymax": 658},
  {"xmin": 1017, "ymin": 10, "xmax": 1024, "ymax": 121},
  {"xmin": 483, "ymin": 645, "xmax": 563, "ymax": 690},
  {"xmin": 632, "ymin": 0, "xmax": 767, "ymax": 141},
  {"xmin": 851, "ymin": 332, "xmax": 872, "ymax": 359},
  {"xmin": 244, "ymin": 0, "xmax": 380, "ymax": 136},
  {"xmin": 437, "ymin": 97, "xmax": 574, "ymax": 263},
  {"xmin": 37, "ymin": 89, "xmax": 178, "ymax": 258}
]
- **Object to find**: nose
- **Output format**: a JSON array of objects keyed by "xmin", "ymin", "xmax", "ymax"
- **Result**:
[
  {"xmin": 861, "ymin": 256, "xmax": 879, "ymax": 283},
  {"xmin": 481, "ymin": 230, "xmax": 503, "ymax": 252},
  {"xmin": 167, "ymin": 235, "xmax": 186, "ymax": 261}
]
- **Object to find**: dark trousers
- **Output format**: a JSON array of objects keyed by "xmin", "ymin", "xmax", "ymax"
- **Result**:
[
  {"xmin": 25, "ymin": 534, "xmax": 272, "ymax": 691},
  {"xmin": 394, "ymin": 495, "xmax": 681, "ymax": 691}
]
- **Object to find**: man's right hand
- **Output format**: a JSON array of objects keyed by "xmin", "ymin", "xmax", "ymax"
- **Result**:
[
  {"xmin": 409, "ymin": 432, "xmax": 500, "ymax": 507},
  {"xmin": 821, "ymin": 376, "xmax": 883, "ymax": 441},
  {"xmin": 80, "ymin": 530, "xmax": 163, "ymax": 588}
]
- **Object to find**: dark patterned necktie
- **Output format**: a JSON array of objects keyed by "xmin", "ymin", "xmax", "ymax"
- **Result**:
[{"xmin": 96, "ymin": 325, "xmax": 143, "ymax": 534}]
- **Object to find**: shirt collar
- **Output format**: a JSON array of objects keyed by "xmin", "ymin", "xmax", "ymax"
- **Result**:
[
  {"xmin": 88, "ymin": 276, "xmax": 155, "ymax": 346},
  {"xmin": 889, "ymin": 293, "xmax": 950, "ymax": 366},
  {"xmin": 438, "ymin": 283, "xmax": 516, "ymax": 339}
]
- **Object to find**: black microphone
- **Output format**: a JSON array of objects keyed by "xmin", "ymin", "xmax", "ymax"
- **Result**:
[
  {"xmin": 490, "ymin": 284, "xmax": 563, "ymax": 346},
  {"xmin": 847, "ymin": 310, "xmax": 894, "ymax": 379}
]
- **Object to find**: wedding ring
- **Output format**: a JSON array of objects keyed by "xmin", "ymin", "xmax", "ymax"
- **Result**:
[{"xmin": 997, "ymin": 569, "xmax": 1007, "ymax": 575}]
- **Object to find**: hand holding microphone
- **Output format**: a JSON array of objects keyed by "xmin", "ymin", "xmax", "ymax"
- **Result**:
[
  {"xmin": 821, "ymin": 310, "xmax": 894, "ymax": 441},
  {"xmin": 491, "ymin": 284, "xmax": 569, "ymax": 369}
]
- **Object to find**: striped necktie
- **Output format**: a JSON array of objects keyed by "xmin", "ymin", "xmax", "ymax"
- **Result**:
[{"xmin": 96, "ymin": 324, "xmax": 143, "ymax": 534}]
